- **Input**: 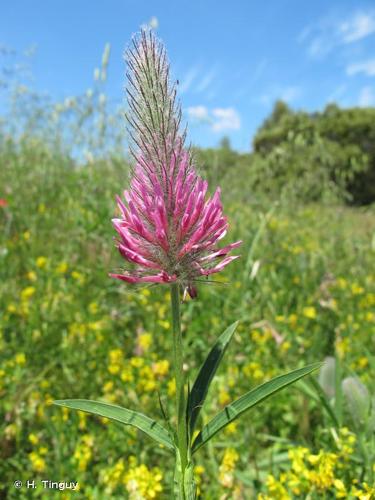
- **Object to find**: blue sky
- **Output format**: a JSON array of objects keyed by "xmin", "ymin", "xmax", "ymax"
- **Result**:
[{"xmin": 1, "ymin": 0, "xmax": 375, "ymax": 151}]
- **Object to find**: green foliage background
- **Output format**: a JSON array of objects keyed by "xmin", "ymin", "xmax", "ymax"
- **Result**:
[{"xmin": 0, "ymin": 48, "xmax": 374, "ymax": 498}]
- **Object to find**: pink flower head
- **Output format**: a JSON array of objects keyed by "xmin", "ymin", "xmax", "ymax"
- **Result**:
[{"xmin": 111, "ymin": 30, "xmax": 241, "ymax": 297}]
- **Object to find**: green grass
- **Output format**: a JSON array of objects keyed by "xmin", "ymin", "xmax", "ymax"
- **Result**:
[{"xmin": 1, "ymin": 146, "xmax": 374, "ymax": 498}]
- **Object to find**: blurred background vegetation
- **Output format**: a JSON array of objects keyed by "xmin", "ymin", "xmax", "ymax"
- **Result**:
[
  {"xmin": 197, "ymin": 101, "xmax": 375, "ymax": 207},
  {"xmin": 0, "ymin": 45, "xmax": 374, "ymax": 499}
]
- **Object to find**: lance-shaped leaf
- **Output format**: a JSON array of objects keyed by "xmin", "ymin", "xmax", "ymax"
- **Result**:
[
  {"xmin": 188, "ymin": 321, "xmax": 238, "ymax": 434},
  {"xmin": 54, "ymin": 399, "xmax": 174, "ymax": 451},
  {"xmin": 192, "ymin": 362, "xmax": 322, "ymax": 454}
]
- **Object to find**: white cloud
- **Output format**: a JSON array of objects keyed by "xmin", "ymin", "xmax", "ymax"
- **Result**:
[
  {"xmin": 297, "ymin": 25, "xmax": 312, "ymax": 44},
  {"xmin": 307, "ymin": 36, "xmax": 331, "ymax": 58},
  {"xmin": 186, "ymin": 106, "xmax": 241, "ymax": 132},
  {"xmin": 186, "ymin": 105, "xmax": 209, "ymax": 121},
  {"xmin": 327, "ymin": 84, "xmax": 347, "ymax": 103},
  {"xmin": 196, "ymin": 69, "xmax": 216, "ymax": 93},
  {"xmin": 358, "ymin": 86, "xmax": 375, "ymax": 106},
  {"xmin": 149, "ymin": 16, "xmax": 159, "ymax": 29},
  {"xmin": 251, "ymin": 59, "xmax": 268, "ymax": 85},
  {"xmin": 339, "ymin": 12, "xmax": 375, "ymax": 43},
  {"xmin": 259, "ymin": 86, "xmax": 302, "ymax": 106},
  {"xmin": 300, "ymin": 10, "xmax": 375, "ymax": 59},
  {"xmin": 141, "ymin": 16, "xmax": 159, "ymax": 30},
  {"xmin": 211, "ymin": 108, "xmax": 241, "ymax": 132},
  {"xmin": 281, "ymin": 86, "xmax": 302, "ymax": 103},
  {"xmin": 346, "ymin": 59, "xmax": 375, "ymax": 76},
  {"xmin": 179, "ymin": 66, "xmax": 199, "ymax": 94}
]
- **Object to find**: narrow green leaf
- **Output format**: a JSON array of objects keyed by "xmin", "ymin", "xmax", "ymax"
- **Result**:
[
  {"xmin": 192, "ymin": 362, "xmax": 322, "ymax": 454},
  {"xmin": 188, "ymin": 321, "xmax": 239, "ymax": 434},
  {"xmin": 309, "ymin": 376, "xmax": 340, "ymax": 428},
  {"xmin": 297, "ymin": 378, "xmax": 339, "ymax": 428},
  {"xmin": 157, "ymin": 392, "xmax": 177, "ymax": 446},
  {"xmin": 297, "ymin": 379, "xmax": 320, "ymax": 402},
  {"xmin": 53, "ymin": 399, "xmax": 174, "ymax": 451},
  {"xmin": 334, "ymin": 353, "xmax": 343, "ymax": 427},
  {"xmin": 244, "ymin": 204, "xmax": 277, "ymax": 279}
]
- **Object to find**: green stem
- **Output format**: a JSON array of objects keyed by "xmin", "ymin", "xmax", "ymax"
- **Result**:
[
  {"xmin": 334, "ymin": 352, "xmax": 343, "ymax": 427},
  {"xmin": 170, "ymin": 283, "xmax": 188, "ymax": 495}
]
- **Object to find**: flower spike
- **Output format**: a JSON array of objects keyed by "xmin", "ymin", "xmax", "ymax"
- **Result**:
[{"xmin": 111, "ymin": 30, "xmax": 241, "ymax": 297}]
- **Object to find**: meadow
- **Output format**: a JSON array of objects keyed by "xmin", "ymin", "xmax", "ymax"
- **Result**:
[{"xmin": 1, "ymin": 47, "xmax": 375, "ymax": 499}]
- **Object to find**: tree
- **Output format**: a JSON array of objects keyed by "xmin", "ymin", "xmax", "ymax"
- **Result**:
[{"xmin": 251, "ymin": 102, "xmax": 375, "ymax": 205}]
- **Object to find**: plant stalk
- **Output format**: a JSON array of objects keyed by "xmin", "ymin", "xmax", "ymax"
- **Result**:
[{"xmin": 170, "ymin": 283, "xmax": 189, "ymax": 497}]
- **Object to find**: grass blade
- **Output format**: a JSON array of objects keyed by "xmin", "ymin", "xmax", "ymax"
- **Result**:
[
  {"xmin": 188, "ymin": 321, "xmax": 239, "ymax": 435},
  {"xmin": 309, "ymin": 376, "xmax": 340, "ymax": 427},
  {"xmin": 192, "ymin": 362, "xmax": 322, "ymax": 454},
  {"xmin": 54, "ymin": 399, "xmax": 174, "ymax": 451}
]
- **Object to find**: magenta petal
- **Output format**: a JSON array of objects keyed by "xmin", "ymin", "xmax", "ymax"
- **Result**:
[
  {"xmin": 200, "ymin": 255, "xmax": 240, "ymax": 276},
  {"xmin": 199, "ymin": 241, "xmax": 242, "ymax": 263},
  {"xmin": 109, "ymin": 273, "xmax": 139, "ymax": 283},
  {"xmin": 112, "ymin": 155, "xmax": 241, "ymax": 288}
]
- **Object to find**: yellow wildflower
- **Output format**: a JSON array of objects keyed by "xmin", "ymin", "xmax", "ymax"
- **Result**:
[
  {"xmin": 357, "ymin": 356, "xmax": 368, "ymax": 369},
  {"xmin": 264, "ymin": 474, "xmax": 290, "ymax": 500},
  {"xmin": 138, "ymin": 366, "xmax": 156, "ymax": 392},
  {"xmin": 108, "ymin": 349, "xmax": 123, "ymax": 374},
  {"xmin": 78, "ymin": 411, "xmax": 87, "ymax": 430},
  {"xmin": 36, "ymin": 256, "xmax": 48, "ymax": 269},
  {"xmin": 15, "ymin": 352, "xmax": 26, "ymax": 365},
  {"xmin": 27, "ymin": 271, "xmax": 37, "ymax": 282},
  {"xmin": 307, "ymin": 451, "xmax": 337, "ymax": 489},
  {"xmin": 130, "ymin": 357, "xmax": 144, "ymax": 368},
  {"xmin": 73, "ymin": 434, "xmax": 94, "ymax": 472},
  {"xmin": 336, "ymin": 427, "xmax": 356, "ymax": 457},
  {"xmin": 38, "ymin": 203, "xmax": 46, "ymax": 214},
  {"xmin": 158, "ymin": 319, "xmax": 170, "ymax": 330},
  {"xmin": 124, "ymin": 456, "xmax": 163, "ymax": 499},
  {"xmin": 7, "ymin": 303, "xmax": 17, "ymax": 313},
  {"xmin": 29, "ymin": 452, "xmax": 46, "ymax": 473},
  {"xmin": 71, "ymin": 270, "xmax": 85, "ymax": 284},
  {"xmin": 337, "ymin": 277, "xmax": 347, "ymax": 289},
  {"xmin": 56, "ymin": 261, "xmax": 68, "ymax": 274},
  {"xmin": 103, "ymin": 381, "xmax": 114, "ymax": 393},
  {"xmin": 28, "ymin": 433, "xmax": 39, "ymax": 445},
  {"xmin": 88, "ymin": 302, "xmax": 98, "ymax": 314},
  {"xmin": 21, "ymin": 286, "xmax": 36, "ymax": 300},
  {"xmin": 303, "ymin": 306, "xmax": 317, "ymax": 319},
  {"xmin": 219, "ymin": 448, "xmax": 239, "ymax": 488},
  {"xmin": 288, "ymin": 314, "xmax": 298, "ymax": 327},
  {"xmin": 167, "ymin": 379, "xmax": 176, "ymax": 396},
  {"xmin": 334, "ymin": 479, "xmax": 347, "ymax": 498},
  {"xmin": 194, "ymin": 465, "xmax": 205, "ymax": 476},
  {"xmin": 139, "ymin": 332, "xmax": 152, "ymax": 351},
  {"xmin": 101, "ymin": 459, "xmax": 126, "ymax": 491},
  {"xmin": 243, "ymin": 361, "xmax": 264, "ymax": 381},
  {"xmin": 120, "ymin": 366, "xmax": 134, "ymax": 382},
  {"xmin": 289, "ymin": 447, "xmax": 309, "ymax": 474},
  {"xmin": 224, "ymin": 421, "xmax": 238, "ymax": 435},
  {"xmin": 152, "ymin": 359, "xmax": 169, "ymax": 377},
  {"xmin": 351, "ymin": 283, "xmax": 364, "ymax": 295},
  {"xmin": 281, "ymin": 341, "xmax": 291, "ymax": 352},
  {"xmin": 218, "ymin": 388, "xmax": 231, "ymax": 406}
]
